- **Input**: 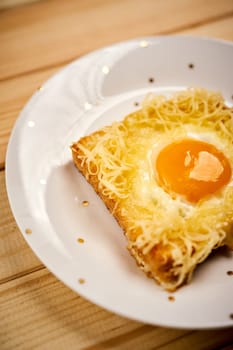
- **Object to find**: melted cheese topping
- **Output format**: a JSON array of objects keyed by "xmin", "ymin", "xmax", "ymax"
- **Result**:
[{"xmin": 76, "ymin": 88, "xmax": 233, "ymax": 290}]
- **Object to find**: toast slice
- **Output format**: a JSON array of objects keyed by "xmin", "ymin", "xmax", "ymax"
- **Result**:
[{"xmin": 71, "ymin": 89, "xmax": 233, "ymax": 291}]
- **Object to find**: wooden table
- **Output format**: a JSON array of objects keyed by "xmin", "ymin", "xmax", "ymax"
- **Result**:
[{"xmin": 1, "ymin": 1, "xmax": 233, "ymax": 348}]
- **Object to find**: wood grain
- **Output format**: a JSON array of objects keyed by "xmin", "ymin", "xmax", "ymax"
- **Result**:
[
  {"xmin": 1, "ymin": 268, "xmax": 233, "ymax": 350},
  {"xmin": 0, "ymin": 171, "xmax": 43, "ymax": 283},
  {"xmin": 1, "ymin": 0, "xmax": 233, "ymax": 80}
]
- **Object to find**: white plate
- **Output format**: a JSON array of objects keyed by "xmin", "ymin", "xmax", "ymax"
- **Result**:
[{"xmin": 6, "ymin": 36, "xmax": 233, "ymax": 329}]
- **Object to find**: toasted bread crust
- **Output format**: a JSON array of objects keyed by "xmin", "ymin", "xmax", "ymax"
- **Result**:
[{"xmin": 71, "ymin": 135, "xmax": 129, "ymax": 231}]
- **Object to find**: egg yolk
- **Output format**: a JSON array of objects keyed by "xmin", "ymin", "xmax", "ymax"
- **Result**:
[{"xmin": 155, "ymin": 139, "xmax": 232, "ymax": 203}]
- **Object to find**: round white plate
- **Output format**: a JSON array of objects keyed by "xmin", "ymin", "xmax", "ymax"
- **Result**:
[{"xmin": 6, "ymin": 36, "xmax": 233, "ymax": 329}]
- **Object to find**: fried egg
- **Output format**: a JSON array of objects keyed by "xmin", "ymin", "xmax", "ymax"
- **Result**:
[
  {"xmin": 149, "ymin": 129, "xmax": 232, "ymax": 203},
  {"xmin": 155, "ymin": 137, "xmax": 231, "ymax": 202}
]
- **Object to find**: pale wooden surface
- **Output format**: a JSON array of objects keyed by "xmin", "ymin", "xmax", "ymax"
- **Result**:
[{"xmin": 1, "ymin": 1, "xmax": 233, "ymax": 349}]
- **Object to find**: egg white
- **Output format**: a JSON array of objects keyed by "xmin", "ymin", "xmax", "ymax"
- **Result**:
[{"xmin": 134, "ymin": 127, "xmax": 233, "ymax": 220}]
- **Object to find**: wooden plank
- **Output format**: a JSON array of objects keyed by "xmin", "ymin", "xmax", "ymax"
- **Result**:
[
  {"xmin": 182, "ymin": 15, "xmax": 233, "ymax": 41},
  {"xmin": 0, "ymin": 66, "xmax": 59, "ymax": 169},
  {"xmin": 0, "ymin": 171, "xmax": 43, "ymax": 283},
  {"xmin": 1, "ymin": 15, "xmax": 233, "ymax": 169},
  {"xmin": 0, "ymin": 268, "xmax": 232, "ymax": 349},
  {"xmin": 0, "ymin": 268, "xmax": 187, "ymax": 350},
  {"xmin": 1, "ymin": 0, "xmax": 233, "ymax": 81}
]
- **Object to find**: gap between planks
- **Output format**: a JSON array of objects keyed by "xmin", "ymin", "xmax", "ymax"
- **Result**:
[
  {"xmin": 0, "ymin": 264, "xmax": 45, "ymax": 285},
  {"xmin": 82, "ymin": 327, "xmax": 194, "ymax": 350}
]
